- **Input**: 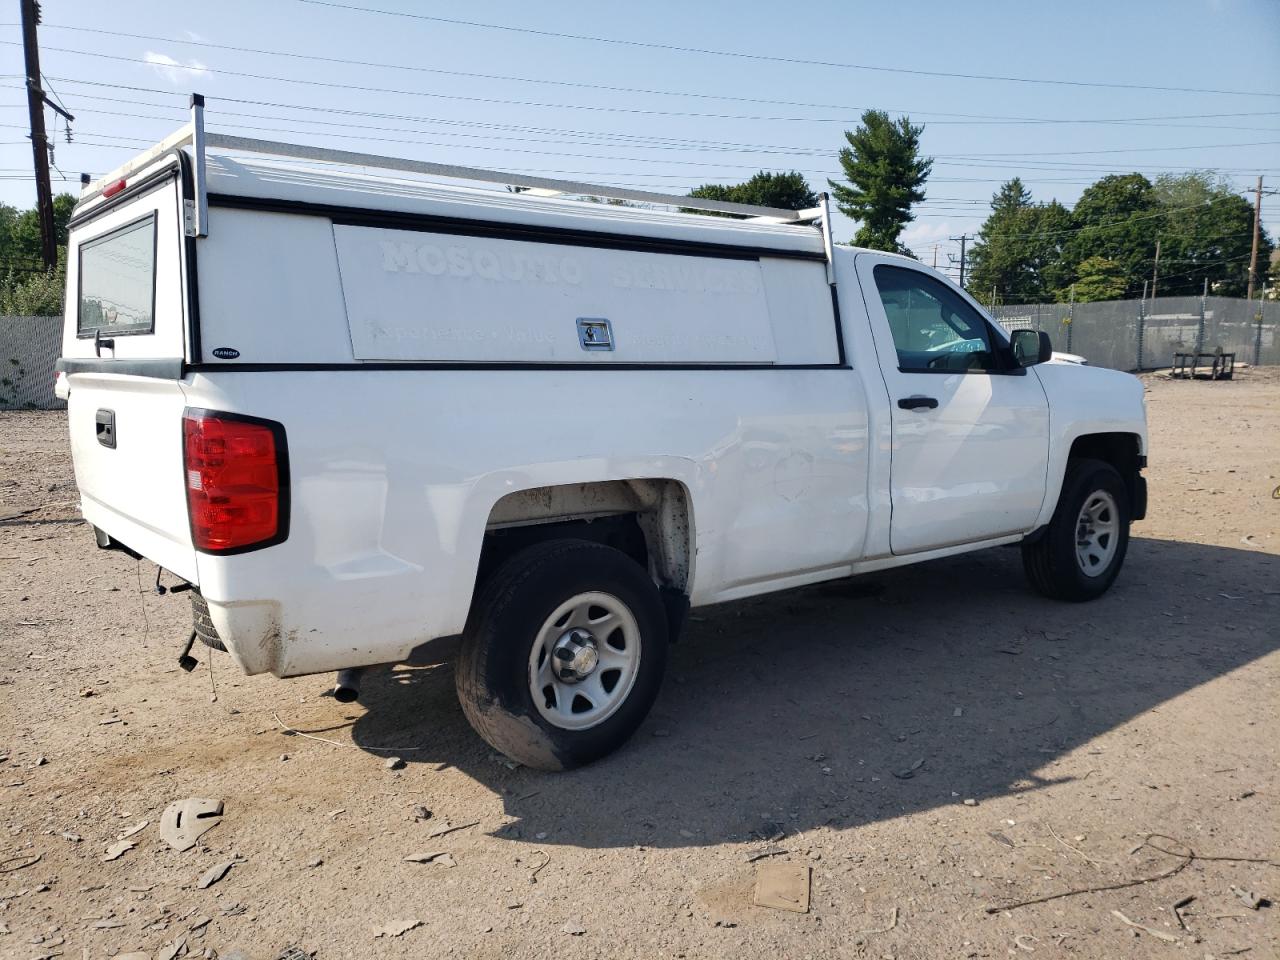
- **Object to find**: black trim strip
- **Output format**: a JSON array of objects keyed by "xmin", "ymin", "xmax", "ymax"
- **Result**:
[
  {"xmin": 174, "ymin": 150, "xmax": 203, "ymax": 365},
  {"xmin": 69, "ymin": 164, "xmax": 180, "ymax": 229},
  {"xmin": 208, "ymin": 193, "xmax": 828, "ymax": 263},
  {"xmin": 829, "ymin": 283, "xmax": 847, "ymax": 367},
  {"xmin": 57, "ymin": 357, "xmax": 184, "ymax": 379},
  {"xmin": 187, "ymin": 361, "xmax": 852, "ymax": 373}
]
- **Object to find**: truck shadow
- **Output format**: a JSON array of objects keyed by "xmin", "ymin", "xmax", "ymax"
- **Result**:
[{"xmin": 350, "ymin": 536, "xmax": 1278, "ymax": 850}]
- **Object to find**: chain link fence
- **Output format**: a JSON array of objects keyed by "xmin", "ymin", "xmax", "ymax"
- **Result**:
[
  {"xmin": 990, "ymin": 296, "xmax": 1279, "ymax": 371},
  {"xmin": 1, "ymin": 315, "xmax": 65, "ymax": 410}
]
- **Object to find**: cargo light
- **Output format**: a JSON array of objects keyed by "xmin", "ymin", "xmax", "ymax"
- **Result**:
[
  {"xmin": 102, "ymin": 178, "xmax": 127, "ymax": 199},
  {"xmin": 182, "ymin": 410, "xmax": 289, "ymax": 553}
]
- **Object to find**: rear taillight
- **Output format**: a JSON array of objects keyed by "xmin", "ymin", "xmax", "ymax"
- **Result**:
[{"xmin": 182, "ymin": 410, "xmax": 288, "ymax": 553}]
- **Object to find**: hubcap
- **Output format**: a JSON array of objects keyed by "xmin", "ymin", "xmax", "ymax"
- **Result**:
[
  {"xmin": 1075, "ymin": 489, "xmax": 1120, "ymax": 577},
  {"xmin": 529, "ymin": 592, "xmax": 641, "ymax": 731},
  {"xmin": 551, "ymin": 629, "xmax": 599, "ymax": 682}
]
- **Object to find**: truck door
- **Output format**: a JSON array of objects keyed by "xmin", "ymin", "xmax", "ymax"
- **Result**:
[{"xmin": 855, "ymin": 256, "xmax": 1049, "ymax": 555}]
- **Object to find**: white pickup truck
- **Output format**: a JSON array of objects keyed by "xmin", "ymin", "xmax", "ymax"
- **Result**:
[{"xmin": 57, "ymin": 100, "xmax": 1147, "ymax": 769}]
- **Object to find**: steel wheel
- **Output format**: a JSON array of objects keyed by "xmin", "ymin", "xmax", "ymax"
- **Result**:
[
  {"xmin": 1075, "ymin": 490, "xmax": 1120, "ymax": 577},
  {"xmin": 528, "ymin": 591, "xmax": 641, "ymax": 731}
]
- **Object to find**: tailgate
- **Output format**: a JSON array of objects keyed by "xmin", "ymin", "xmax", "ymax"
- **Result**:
[{"xmin": 59, "ymin": 164, "xmax": 197, "ymax": 582}]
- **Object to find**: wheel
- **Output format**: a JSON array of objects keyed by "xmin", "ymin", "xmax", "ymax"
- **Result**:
[
  {"xmin": 1021, "ymin": 458, "xmax": 1130, "ymax": 602},
  {"xmin": 455, "ymin": 539, "xmax": 669, "ymax": 770}
]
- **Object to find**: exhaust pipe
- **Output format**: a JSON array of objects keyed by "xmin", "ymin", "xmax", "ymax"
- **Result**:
[{"xmin": 333, "ymin": 668, "xmax": 363, "ymax": 703}]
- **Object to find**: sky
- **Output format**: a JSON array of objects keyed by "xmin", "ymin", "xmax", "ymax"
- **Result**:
[{"xmin": 4, "ymin": 0, "xmax": 1279, "ymax": 284}]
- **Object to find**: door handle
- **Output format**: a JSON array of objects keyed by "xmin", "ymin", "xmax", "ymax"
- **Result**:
[{"xmin": 898, "ymin": 396, "xmax": 939, "ymax": 411}]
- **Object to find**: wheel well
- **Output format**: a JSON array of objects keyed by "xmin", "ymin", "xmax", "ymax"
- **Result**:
[
  {"xmin": 1067, "ymin": 432, "xmax": 1144, "ymax": 512},
  {"xmin": 477, "ymin": 479, "xmax": 692, "ymax": 598}
]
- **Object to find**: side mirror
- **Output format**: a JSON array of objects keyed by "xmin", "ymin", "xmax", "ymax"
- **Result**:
[{"xmin": 1011, "ymin": 329, "xmax": 1052, "ymax": 367}]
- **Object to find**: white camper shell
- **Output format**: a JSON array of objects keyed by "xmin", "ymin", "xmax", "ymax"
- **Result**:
[{"xmin": 59, "ymin": 98, "xmax": 1149, "ymax": 769}]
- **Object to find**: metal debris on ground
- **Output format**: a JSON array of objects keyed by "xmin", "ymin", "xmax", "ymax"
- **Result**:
[
  {"xmin": 753, "ymin": 862, "xmax": 811, "ymax": 914},
  {"xmin": 529, "ymin": 850, "xmax": 551, "ymax": 883},
  {"xmin": 893, "ymin": 758, "xmax": 925, "ymax": 779},
  {"xmin": 1172, "ymin": 895, "xmax": 1195, "ymax": 930},
  {"xmin": 160, "ymin": 798, "xmax": 224, "ymax": 852},
  {"xmin": 372, "ymin": 919, "xmax": 422, "ymax": 938},
  {"xmin": 1229, "ymin": 884, "xmax": 1265, "ymax": 909},
  {"xmin": 1111, "ymin": 909, "xmax": 1179, "ymax": 943},
  {"xmin": 117, "ymin": 820, "xmax": 149, "ymax": 841},
  {"xmin": 423, "ymin": 819, "xmax": 479, "ymax": 840},
  {"xmin": 403, "ymin": 852, "xmax": 456, "ymax": 867},
  {"xmin": 102, "ymin": 840, "xmax": 135, "ymax": 862},
  {"xmin": 0, "ymin": 853, "xmax": 41, "ymax": 873},
  {"xmin": 746, "ymin": 847, "xmax": 789, "ymax": 863},
  {"xmin": 196, "ymin": 859, "xmax": 238, "ymax": 890}
]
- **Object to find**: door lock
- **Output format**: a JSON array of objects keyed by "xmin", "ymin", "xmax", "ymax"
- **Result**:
[{"xmin": 95, "ymin": 409, "xmax": 116, "ymax": 448}]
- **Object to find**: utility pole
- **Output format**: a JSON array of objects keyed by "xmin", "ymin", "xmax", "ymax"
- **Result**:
[
  {"xmin": 949, "ymin": 234, "xmax": 972, "ymax": 287},
  {"xmin": 1246, "ymin": 176, "xmax": 1263, "ymax": 303},
  {"xmin": 1150, "ymin": 239, "xmax": 1161, "ymax": 302},
  {"xmin": 21, "ymin": 0, "xmax": 56, "ymax": 268}
]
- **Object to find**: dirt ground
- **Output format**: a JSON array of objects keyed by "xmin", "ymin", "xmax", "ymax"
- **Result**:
[{"xmin": 1, "ymin": 370, "xmax": 1277, "ymax": 960}]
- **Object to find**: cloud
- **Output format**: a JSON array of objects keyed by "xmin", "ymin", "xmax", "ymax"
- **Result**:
[{"xmin": 143, "ymin": 51, "xmax": 209, "ymax": 87}]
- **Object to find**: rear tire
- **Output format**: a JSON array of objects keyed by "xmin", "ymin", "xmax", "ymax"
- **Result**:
[
  {"xmin": 455, "ymin": 539, "xmax": 668, "ymax": 770},
  {"xmin": 1022, "ymin": 458, "xmax": 1130, "ymax": 602}
]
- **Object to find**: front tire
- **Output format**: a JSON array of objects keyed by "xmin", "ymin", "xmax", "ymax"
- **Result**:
[
  {"xmin": 455, "ymin": 539, "xmax": 669, "ymax": 770},
  {"xmin": 1022, "ymin": 459, "xmax": 1130, "ymax": 602}
]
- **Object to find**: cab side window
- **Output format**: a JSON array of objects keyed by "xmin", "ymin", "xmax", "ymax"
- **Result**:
[{"xmin": 873, "ymin": 265, "xmax": 999, "ymax": 373}]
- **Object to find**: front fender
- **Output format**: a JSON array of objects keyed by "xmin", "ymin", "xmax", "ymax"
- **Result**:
[{"xmin": 1033, "ymin": 364, "xmax": 1148, "ymax": 528}]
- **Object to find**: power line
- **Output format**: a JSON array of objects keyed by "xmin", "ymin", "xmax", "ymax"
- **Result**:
[
  {"xmin": 291, "ymin": 0, "xmax": 1280, "ymax": 99},
  {"xmin": 15, "ymin": 82, "xmax": 1275, "ymax": 192},
  {"xmin": 6, "ymin": 99, "xmax": 1275, "ymax": 177},
  {"xmin": 16, "ymin": 22, "xmax": 1280, "ymax": 130},
  {"xmin": 17, "ymin": 43, "xmax": 1280, "ymax": 130}
]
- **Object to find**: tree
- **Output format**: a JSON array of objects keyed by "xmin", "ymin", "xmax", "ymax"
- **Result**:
[
  {"xmin": 0, "ymin": 265, "xmax": 65, "ymax": 315},
  {"xmin": 1072, "ymin": 256, "xmax": 1128, "ymax": 302},
  {"xmin": 1151, "ymin": 171, "xmax": 1270, "ymax": 297},
  {"xmin": 1061, "ymin": 174, "xmax": 1160, "ymax": 298},
  {"xmin": 828, "ymin": 110, "xmax": 932, "ymax": 253},
  {"xmin": 0, "ymin": 193, "xmax": 76, "ymax": 316},
  {"xmin": 968, "ymin": 179, "xmax": 1074, "ymax": 303},
  {"xmin": 685, "ymin": 171, "xmax": 818, "ymax": 216}
]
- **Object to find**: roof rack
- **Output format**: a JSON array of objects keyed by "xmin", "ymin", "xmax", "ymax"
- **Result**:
[{"xmin": 83, "ymin": 94, "xmax": 835, "ymax": 276}]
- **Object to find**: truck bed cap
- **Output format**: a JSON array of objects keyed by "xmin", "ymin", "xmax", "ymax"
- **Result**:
[{"xmin": 202, "ymin": 153, "xmax": 828, "ymax": 257}]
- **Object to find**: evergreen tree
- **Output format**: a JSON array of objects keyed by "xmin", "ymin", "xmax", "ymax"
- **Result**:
[{"xmin": 828, "ymin": 110, "xmax": 932, "ymax": 253}]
